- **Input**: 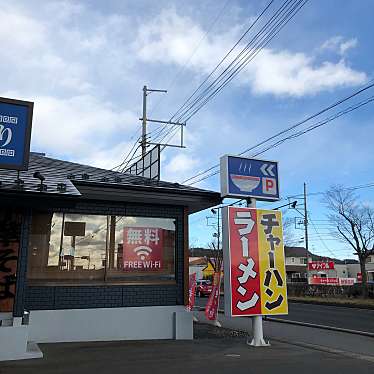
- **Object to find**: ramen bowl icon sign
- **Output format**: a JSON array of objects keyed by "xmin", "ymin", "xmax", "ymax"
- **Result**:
[{"xmin": 230, "ymin": 174, "xmax": 260, "ymax": 192}]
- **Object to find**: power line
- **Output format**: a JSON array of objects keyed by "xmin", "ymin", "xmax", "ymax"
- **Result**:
[
  {"xmin": 175, "ymin": 0, "xmax": 308, "ymax": 123},
  {"xmin": 144, "ymin": 0, "xmax": 240, "ymax": 149},
  {"xmin": 122, "ymin": 1, "xmax": 307, "ymax": 169},
  {"xmin": 182, "ymin": 80, "xmax": 374, "ymax": 184},
  {"xmin": 181, "ymin": 83, "xmax": 374, "ymax": 185},
  {"xmin": 287, "ymin": 181, "xmax": 374, "ymax": 199},
  {"xmin": 148, "ymin": 0, "xmax": 231, "ymax": 117},
  {"xmin": 169, "ymin": 0, "xmax": 277, "ymax": 123},
  {"xmin": 111, "ymin": 137, "xmax": 141, "ymax": 171},
  {"xmin": 157, "ymin": 0, "xmax": 306, "ymax": 145}
]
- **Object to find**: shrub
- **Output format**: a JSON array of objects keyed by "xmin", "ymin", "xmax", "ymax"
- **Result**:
[{"xmin": 287, "ymin": 283, "xmax": 374, "ymax": 299}]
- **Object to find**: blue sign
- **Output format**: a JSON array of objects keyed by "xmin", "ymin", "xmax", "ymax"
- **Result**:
[
  {"xmin": 0, "ymin": 97, "xmax": 33, "ymax": 170},
  {"xmin": 220, "ymin": 155, "xmax": 280, "ymax": 201}
]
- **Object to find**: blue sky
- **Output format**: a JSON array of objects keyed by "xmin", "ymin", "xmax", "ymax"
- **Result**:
[{"xmin": 2, "ymin": 0, "xmax": 374, "ymax": 260}]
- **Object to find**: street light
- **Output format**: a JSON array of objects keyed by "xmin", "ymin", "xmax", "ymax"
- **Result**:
[{"xmin": 274, "ymin": 201, "xmax": 297, "ymax": 210}]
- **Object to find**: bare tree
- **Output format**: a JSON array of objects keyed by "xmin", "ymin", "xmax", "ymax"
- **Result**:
[
  {"xmin": 324, "ymin": 185, "xmax": 374, "ymax": 297},
  {"xmin": 206, "ymin": 241, "xmax": 223, "ymax": 274}
]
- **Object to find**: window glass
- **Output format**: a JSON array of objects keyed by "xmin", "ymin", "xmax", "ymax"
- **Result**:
[
  {"xmin": 27, "ymin": 213, "xmax": 176, "ymax": 284},
  {"xmin": 106, "ymin": 216, "xmax": 175, "ymax": 282},
  {"xmin": 28, "ymin": 213, "xmax": 107, "ymax": 282}
]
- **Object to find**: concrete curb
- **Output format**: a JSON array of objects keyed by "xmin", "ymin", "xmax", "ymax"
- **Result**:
[
  {"xmin": 288, "ymin": 298, "xmax": 374, "ymax": 310},
  {"xmin": 271, "ymin": 338, "xmax": 374, "ymax": 363},
  {"xmin": 194, "ymin": 306, "xmax": 374, "ymax": 338},
  {"xmin": 265, "ymin": 316, "xmax": 374, "ymax": 338}
]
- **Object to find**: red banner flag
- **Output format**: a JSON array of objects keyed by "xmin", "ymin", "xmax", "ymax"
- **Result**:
[
  {"xmin": 187, "ymin": 273, "xmax": 197, "ymax": 311},
  {"xmin": 205, "ymin": 271, "xmax": 222, "ymax": 321}
]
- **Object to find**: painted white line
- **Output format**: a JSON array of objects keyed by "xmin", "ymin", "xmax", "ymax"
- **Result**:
[{"xmin": 265, "ymin": 317, "xmax": 374, "ymax": 338}]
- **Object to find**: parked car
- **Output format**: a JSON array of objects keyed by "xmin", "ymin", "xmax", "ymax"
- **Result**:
[{"xmin": 196, "ymin": 279, "xmax": 213, "ymax": 297}]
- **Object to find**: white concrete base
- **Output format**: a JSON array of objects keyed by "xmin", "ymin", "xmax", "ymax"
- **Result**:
[
  {"xmin": 248, "ymin": 316, "xmax": 270, "ymax": 347},
  {"xmin": 29, "ymin": 306, "xmax": 193, "ymax": 343},
  {"xmin": 0, "ymin": 325, "xmax": 43, "ymax": 361},
  {"xmin": 174, "ymin": 311, "xmax": 193, "ymax": 339},
  {"xmin": 0, "ymin": 312, "xmax": 13, "ymax": 327}
]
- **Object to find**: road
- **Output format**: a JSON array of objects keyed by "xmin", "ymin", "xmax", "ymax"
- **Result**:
[{"xmin": 195, "ymin": 296, "xmax": 374, "ymax": 333}]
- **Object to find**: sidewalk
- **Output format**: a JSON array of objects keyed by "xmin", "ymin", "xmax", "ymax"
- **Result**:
[
  {"xmin": 195, "ymin": 310, "xmax": 374, "ymax": 359},
  {"xmin": 1, "ymin": 323, "xmax": 374, "ymax": 374}
]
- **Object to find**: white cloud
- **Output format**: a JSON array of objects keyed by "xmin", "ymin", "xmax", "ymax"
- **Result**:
[
  {"xmin": 136, "ymin": 8, "xmax": 240, "ymax": 73},
  {"xmin": 0, "ymin": 5, "xmax": 46, "ymax": 51},
  {"xmin": 0, "ymin": 2, "xmax": 370, "ymax": 188},
  {"xmin": 0, "ymin": 2, "xmax": 141, "ymax": 168},
  {"xmin": 136, "ymin": 10, "xmax": 367, "ymax": 98},
  {"xmin": 25, "ymin": 94, "xmax": 139, "ymax": 165},
  {"xmin": 321, "ymin": 36, "xmax": 358, "ymax": 55},
  {"xmin": 245, "ymin": 50, "xmax": 367, "ymax": 97},
  {"xmin": 162, "ymin": 153, "xmax": 200, "ymax": 182},
  {"xmin": 340, "ymin": 38, "xmax": 358, "ymax": 55}
]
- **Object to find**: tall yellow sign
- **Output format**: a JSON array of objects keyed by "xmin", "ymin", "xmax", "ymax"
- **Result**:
[
  {"xmin": 223, "ymin": 207, "xmax": 288, "ymax": 316},
  {"xmin": 257, "ymin": 209, "xmax": 288, "ymax": 315}
]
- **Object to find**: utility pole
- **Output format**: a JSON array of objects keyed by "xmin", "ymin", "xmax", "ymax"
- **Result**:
[
  {"xmin": 206, "ymin": 210, "xmax": 220, "ymax": 251},
  {"xmin": 304, "ymin": 182, "xmax": 309, "ymax": 282},
  {"xmin": 140, "ymin": 85, "xmax": 168, "ymax": 157},
  {"xmin": 141, "ymin": 85, "xmax": 147, "ymax": 157}
]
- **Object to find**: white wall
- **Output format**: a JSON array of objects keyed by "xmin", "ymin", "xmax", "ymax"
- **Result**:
[
  {"xmin": 347, "ymin": 263, "xmax": 361, "ymax": 278},
  {"xmin": 28, "ymin": 306, "xmax": 192, "ymax": 343},
  {"xmin": 335, "ymin": 264, "xmax": 348, "ymax": 278},
  {"xmin": 285, "ymin": 257, "xmax": 307, "ymax": 265},
  {"xmin": 189, "ymin": 265, "xmax": 205, "ymax": 280}
]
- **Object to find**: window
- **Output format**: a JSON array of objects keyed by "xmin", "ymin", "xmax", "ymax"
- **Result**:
[
  {"xmin": 28, "ymin": 213, "xmax": 176, "ymax": 284},
  {"xmin": 291, "ymin": 257, "xmax": 295, "ymax": 263}
]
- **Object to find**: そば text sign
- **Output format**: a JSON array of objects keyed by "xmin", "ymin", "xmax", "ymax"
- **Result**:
[
  {"xmin": 123, "ymin": 227, "xmax": 163, "ymax": 271},
  {"xmin": 0, "ymin": 97, "xmax": 33, "ymax": 170},
  {"xmin": 223, "ymin": 207, "xmax": 288, "ymax": 316}
]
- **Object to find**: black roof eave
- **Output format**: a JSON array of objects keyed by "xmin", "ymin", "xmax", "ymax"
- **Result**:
[
  {"xmin": 0, "ymin": 190, "xmax": 81, "ymax": 209},
  {"xmin": 73, "ymin": 180, "xmax": 219, "ymax": 197},
  {"xmin": 74, "ymin": 181, "xmax": 222, "ymax": 214}
]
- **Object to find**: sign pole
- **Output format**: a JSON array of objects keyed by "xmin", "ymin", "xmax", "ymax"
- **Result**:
[{"xmin": 246, "ymin": 198, "xmax": 269, "ymax": 347}]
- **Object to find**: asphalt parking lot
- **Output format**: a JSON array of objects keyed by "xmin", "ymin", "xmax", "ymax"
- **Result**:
[{"xmin": 1, "ymin": 323, "xmax": 374, "ymax": 374}]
